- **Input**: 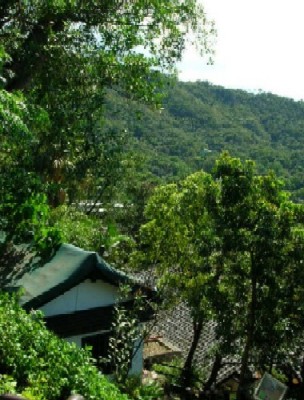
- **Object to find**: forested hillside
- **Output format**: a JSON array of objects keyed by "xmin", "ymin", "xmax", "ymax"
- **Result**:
[{"xmin": 103, "ymin": 81, "xmax": 304, "ymax": 200}]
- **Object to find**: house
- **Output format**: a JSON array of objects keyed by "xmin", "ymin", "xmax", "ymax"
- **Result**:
[{"xmin": 4, "ymin": 243, "xmax": 155, "ymax": 376}]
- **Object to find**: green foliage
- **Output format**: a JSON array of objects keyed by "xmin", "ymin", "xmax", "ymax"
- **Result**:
[
  {"xmin": 10, "ymin": 194, "xmax": 61, "ymax": 251},
  {"xmin": 101, "ymin": 82, "xmax": 304, "ymax": 201},
  {"xmin": 0, "ymin": 0, "xmax": 214, "ymax": 206},
  {"xmin": 209, "ymin": 154, "xmax": 304, "ymax": 373},
  {"xmin": 137, "ymin": 153, "xmax": 304, "ymax": 392},
  {"xmin": 0, "ymin": 48, "xmax": 61, "ymax": 255},
  {"xmin": 0, "ymin": 292, "xmax": 128, "ymax": 400},
  {"xmin": 152, "ymin": 361, "xmax": 182, "ymax": 388},
  {"xmin": 1, "ymin": 1, "xmax": 213, "ymax": 95},
  {"xmin": 136, "ymin": 167, "xmax": 222, "ymax": 385},
  {"xmin": 107, "ymin": 305, "xmax": 140, "ymax": 384},
  {"xmin": 1, "ymin": 1, "xmax": 213, "ymax": 255},
  {"xmin": 138, "ymin": 169, "xmax": 218, "ymax": 317},
  {"xmin": 152, "ymin": 358, "xmax": 204, "ymax": 390},
  {"xmin": 50, "ymin": 205, "xmax": 136, "ymax": 269},
  {"xmin": 1, "ymin": 181, "xmax": 61, "ymax": 257},
  {"xmin": 0, "ymin": 374, "xmax": 18, "ymax": 394},
  {"xmin": 50, "ymin": 206, "xmax": 104, "ymax": 252},
  {"xmin": 101, "ymin": 224, "xmax": 136, "ymax": 269},
  {"xmin": 105, "ymin": 286, "xmax": 143, "ymax": 384},
  {"xmin": 120, "ymin": 376, "xmax": 163, "ymax": 400}
]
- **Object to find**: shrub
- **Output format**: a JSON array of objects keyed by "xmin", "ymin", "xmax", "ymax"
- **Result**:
[
  {"xmin": 0, "ymin": 292, "xmax": 129, "ymax": 400},
  {"xmin": 152, "ymin": 358, "xmax": 205, "ymax": 390},
  {"xmin": 119, "ymin": 376, "xmax": 164, "ymax": 400}
]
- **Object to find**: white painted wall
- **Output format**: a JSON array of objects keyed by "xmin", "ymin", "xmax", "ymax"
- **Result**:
[
  {"xmin": 40, "ymin": 279, "xmax": 119, "ymax": 316},
  {"xmin": 40, "ymin": 278, "xmax": 144, "ymax": 376}
]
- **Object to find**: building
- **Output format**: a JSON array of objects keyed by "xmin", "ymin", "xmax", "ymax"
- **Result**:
[{"xmin": 4, "ymin": 243, "xmax": 155, "ymax": 375}]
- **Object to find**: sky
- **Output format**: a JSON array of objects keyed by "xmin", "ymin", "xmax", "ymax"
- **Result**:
[{"xmin": 177, "ymin": 0, "xmax": 304, "ymax": 101}]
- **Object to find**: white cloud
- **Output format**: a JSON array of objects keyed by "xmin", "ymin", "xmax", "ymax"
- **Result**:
[{"xmin": 178, "ymin": 0, "xmax": 304, "ymax": 100}]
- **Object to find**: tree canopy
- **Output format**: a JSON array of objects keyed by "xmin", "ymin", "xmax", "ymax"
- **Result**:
[
  {"xmin": 0, "ymin": 0, "xmax": 214, "ymax": 251},
  {"xmin": 137, "ymin": 153, "xmax": 304, "ymax": 396},
  {"xmin": 101, "ymin": 81, "xmax": 304, "ymax": 202},
  {"xmin": 1, "ymin": 0, "xmax": 214, "ymax": 94}
]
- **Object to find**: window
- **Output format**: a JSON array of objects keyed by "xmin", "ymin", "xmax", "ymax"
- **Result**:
[{"xmin": 82, "ymin": 332, "xmax": 113, "ymax": 374}]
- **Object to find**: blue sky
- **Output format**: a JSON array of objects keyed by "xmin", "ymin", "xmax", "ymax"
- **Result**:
[{"xmin": 177, "ymin": 0, "xmax": 304, "ymax": 101}]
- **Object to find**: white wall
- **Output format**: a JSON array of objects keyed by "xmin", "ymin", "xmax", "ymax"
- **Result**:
[
  {"xmin": 129, "ymin": 338, "xmax": 144, "ymax": 376},
  {"xmin": 40, "ymin": 278, "xmax": 144, "ymax": 376},
  {"xmin": 41, "ymin": 279, "xmax": 119, "ymax": 316}
]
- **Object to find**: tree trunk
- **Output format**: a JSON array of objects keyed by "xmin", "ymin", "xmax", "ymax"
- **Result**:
[
  {"xmin": 203, "ymin": 352, "xmax": 223, "ymax": 392},
  {"xmin": 237, "ymin": 335, "xmax": 252, "ymax": 400},
  {"xmin": 237, "ymin": 270, "xmax": 257, "ymax": 400},
  {"xmin": 299, "ymin": 356, "xmax": 304, "ymax": 398},
  {"xmin": 181, "ymin": 319, "xmax": 203, "ymax": 388}
]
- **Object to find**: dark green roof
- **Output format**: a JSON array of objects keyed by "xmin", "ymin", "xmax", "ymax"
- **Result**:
[{"xmin": 6, "ymin": 244, "xmax": 130, "ymax": 310}]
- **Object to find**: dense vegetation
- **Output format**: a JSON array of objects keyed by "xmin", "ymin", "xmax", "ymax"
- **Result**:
[
  {"xmin": 2, "ymin": 1, "xmax": 304, "ymax": 399},
  {"xmin": 138, "ymin": 153, "xmax": 304, "ymax": 399},
  {"xmin": 0, "ymin": 1, "xmax": 213, "ymax": 400},
  {"xmin": 0, "ymin": 292, "xmax": 129, "ymax": 400},
  {"xmin": 0, "ymin": 0, "xmax": 213, "ymax": 251},
  {"xmin": 103, "ymin": 81, "xmax": 304, "ymax": 201}
]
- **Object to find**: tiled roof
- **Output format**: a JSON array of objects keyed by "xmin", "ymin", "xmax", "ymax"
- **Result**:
[
  {"xmin": 151, "ymin": 302, "xmax": 304, "ymax": 388},
  {"xmin": 150, "ymin": 302, "xmax": 242, "ymax": 383},
  {"xmin": 4, "ymin": 244, "xmax": 132, "ymax": 310},
  {"xmin": 136, "ymin": 270, "xmax": 242, "ymax": 382},
  {"xmin": 136, "ymin": 271, "xmax": 303, "ymax": 387}
]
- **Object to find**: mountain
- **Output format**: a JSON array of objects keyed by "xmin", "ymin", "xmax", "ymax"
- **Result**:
[{"xmin": 103, "ymin": 81, "xmax": 304, "ymax": 200}]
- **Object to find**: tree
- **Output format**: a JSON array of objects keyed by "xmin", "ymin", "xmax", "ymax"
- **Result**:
[
  {"xmin": 0, "ymin": 49, "xmax": 61, "ymax": 255},
  {"xmin": 1, "ymin": 1, "xmax": 214, "ymax": 94},
  {"xmin": 137, "ymin": 153, "xmax": 304, "ymax": 396},
  {"xmin": 0, "ymin": 1, "xmax": 214, "ymax": 201},
  {"xmin": 210, "ymin": 154, "xmax": 304, "ymax": 398},
  {"xmin": 137, "ymin": 171, "xmax": 220, "ymax": 387},
  {"xmin": 0, "ymin": 1, "xmax": 214, "ymax": 249},
  {"xmin": 0, "ymin": 1, "xmax": 214, "ymax": 251}
]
